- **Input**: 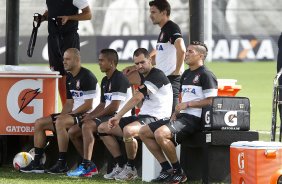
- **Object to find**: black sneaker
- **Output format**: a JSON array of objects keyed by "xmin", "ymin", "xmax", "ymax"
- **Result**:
[
  {"xmin": 20, "ymin": 160, "xmax": 44, "ymax": 173},
  {"xmin": 151, "ymin": 170, "xmax": 173, "ymax": 182},
  {"xmin": 46, "ymin": 161, "xmax": 69, "ymax": 174},
  {"xmin": 167, "ymin": 170, "xmax": 187, "ymax": 184}
]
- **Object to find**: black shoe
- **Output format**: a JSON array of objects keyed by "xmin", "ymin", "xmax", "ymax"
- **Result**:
[
  {"xmin": 20, "ymin": 160, "xmax": 44, "ymax": 173},
  {"xmin": 151, "ymin": 170, "xmax": 173, "ymax": 182},
  {"xmin": 167, "ymin": 170, "xmax": 187, "ymax": 184},
  {"xmin": 46, "ymin": 160, "xmax": 69, "ymax": 174}
]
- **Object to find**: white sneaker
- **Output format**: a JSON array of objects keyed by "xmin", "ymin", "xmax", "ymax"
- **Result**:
[
  {"xmin": 103, "ymin": 164, "xmax": 123, "ymax": 180},
  {"xmin": 114, "ymin": 165, "xmax": 138, "ymax": 181}
]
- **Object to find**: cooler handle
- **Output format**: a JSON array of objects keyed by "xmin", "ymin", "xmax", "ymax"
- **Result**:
[{"xmin": 264, "ymin": 149, "xmax": 277, "ymax": 158}]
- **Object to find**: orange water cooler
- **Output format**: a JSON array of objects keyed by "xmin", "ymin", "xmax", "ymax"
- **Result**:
[
  {"xmin": 0, "ymin": 65, "xmax": 60, "ymax": 135},
  {"xmin": 230, "ymin": 141, "xmax": 282, "ymax": 184}
]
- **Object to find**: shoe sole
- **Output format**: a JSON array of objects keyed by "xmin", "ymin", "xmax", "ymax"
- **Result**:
[
  {"xmin": 68, "ymin": 169, "xmax": 99, "ymax": 177},
  {"xmin": 20, "ymin": 170, "xmax": 44, "ymax": 174},
  {"xmin": 115, "ymin": 175, "xmax": 138, "ymax": 181},
  {"xmin": 46, "ymin": 171, "xmax": 68, "ymax": 174},
  {"xmin": 103, "ymin": 175, "xmax": 115, "ymax": 180},
  {"xmin": 83, "ymin": 170, "xmax": 99, "ymax": 177},
  {"xmin": 170, "ymin": 176, "xmax": 188, "ymax": 184}
]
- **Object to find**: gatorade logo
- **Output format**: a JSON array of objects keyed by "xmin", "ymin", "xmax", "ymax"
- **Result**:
[
  {"xmin": 238, "ymin": 152, "xmax": 245, "ymax": 170},
  {"xmin": 205, "ymin": 111, "xmax": 210, "ymax": 124},
  {"xmin": 6, "ymin": 79, "xmax": 43, "ymax": 123},
  {"xmin": 224, "ymin": 111, "xmax": 238, "ymax": 126}
]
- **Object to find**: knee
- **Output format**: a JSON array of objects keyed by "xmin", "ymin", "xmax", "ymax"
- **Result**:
[
  {"xmin": 138, "ymin": 127, "xmax": 147, "ymax": 141},
  {"xmin": 97, "ymin": 123, "xmax": 107, "ymax": 134},
  {"xmin": 123, "ymin": 126, "xmax": 133, "ymax": 138},
  {"xmin": 34, "ymin": 118, "xmax": 46, "ymax": 132},
  {"xmin": 154, "ymin": 129, "xmax": 162, "ymax": 142},
  {"xmin": 55, "ymin": 117, "xmax": 65, "ymax": 130},
  {"xmin": 82, "ymin": 120, "xmax": 96, "ymax": 133},
  {"xmin": 155, "ymin": 128, "xmax": 168, "ymax": 143}
]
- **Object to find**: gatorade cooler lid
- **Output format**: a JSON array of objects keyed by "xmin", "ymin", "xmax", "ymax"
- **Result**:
[
  {"xmin": 0, "ymin": 65, "xmax": 60, "ymax": 75},
  {"xmin": 231, "ymin": 141, "xmax": 282, "ymax": 149}
]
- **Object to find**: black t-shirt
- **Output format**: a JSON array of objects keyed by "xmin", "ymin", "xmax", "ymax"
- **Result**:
[
  {"xmin": 46, "ymin": 0, "xmax": 79, "ymax": 34},
  {"xmin": 155, "ymin": 20, "xmax": 184, "ymax": 76},
  {"xmin": 66, "ymin": 67, "xmax": 99, "ymax": 111},
  {"xmin": 180, "ymin": 66, "xmax": 218, "ymax": 117}
]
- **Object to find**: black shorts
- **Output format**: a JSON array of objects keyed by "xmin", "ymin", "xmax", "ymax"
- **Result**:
[
  {"xmin": 119, "ymin": 115, "xmax": 158, "ymax": 131},
  {"xmin": 93, "ymin": 115, "xmax": 113, "ymax": 127},
  {"xmin": 48, "ymin": 31, "xmax": 80, "ymax": 75},
  {"xmin": 51, "ymin": 113, "xmax": 84, "ymax": 130},
  {"xmin": 167, "ymin": 113, "xmax": 201, "ymax": 145},
  {"xmin": 167, "ymin": 75, "xmax": 181, "ymax": 112}
]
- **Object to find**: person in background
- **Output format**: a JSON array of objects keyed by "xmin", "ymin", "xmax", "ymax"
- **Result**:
[
  {"xmin": 39, "ymin": 0, "xmax": 92, "ymax": 105},
  {"xmin": 123, "ymin": 0, "xmax": 186, "ymax": 113}
]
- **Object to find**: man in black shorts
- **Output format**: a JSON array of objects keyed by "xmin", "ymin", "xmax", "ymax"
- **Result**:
[
  {"xmin": 98, "ymin": 48, "xmax": 173, "ymax": 181},
  {"xmin": 39, "ymin": 0, "xmax": 92, "ymax": 105},
  {"xmin": 66, "ymin": 49, "xmax": 132, "ymax": 177},
  {"xmin": 139, "ymin": 41, "xmax": 218, "ymax": 184},
  {"xmin": 20, "ymin": 48, "xmax": 100, "ymax": 174}
]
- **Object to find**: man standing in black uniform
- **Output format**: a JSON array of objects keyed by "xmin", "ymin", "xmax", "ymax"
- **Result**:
[
  {"xmin": 40, "ymin": 0, "xmax": 92, "ymax": 105},
  {"xmin": 20, "ymin": 48, "xmax": 100, "ymax": 174},
  {"xmin": 139, "ymin": 41, "xmax": 218, "ymax": 183}
]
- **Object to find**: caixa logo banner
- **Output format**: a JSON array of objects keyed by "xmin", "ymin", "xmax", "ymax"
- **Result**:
[
  {"xmin": 0, "ymin": 76, "xmax": 58, "ymax": 135},
  {"xmin": 0, "ymin": 35, "xmax": 279, "ymax": 63}
]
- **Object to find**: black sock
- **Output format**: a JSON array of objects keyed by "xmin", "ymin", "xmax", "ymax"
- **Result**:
[
  {"xmin": 58, "ymin": 152, "xmax": 67, "ymax": 164},
  {"xmin": 172, "ymin": 161, "xmax": 181, "ymax": 173},
  {"xmin": 82, "ymin": 159, "xmax": 91, "ymax": 164},
  {"xmin": 115, "ymin": 155, "xmax": 126, "ymax": 168},
  {"xmin": 82, "ymin": 159, "xmax": 92, "ymax": 168},
  {"xmin": 34, "ymin": 147, "xmax": 44, "ymax": 165},
  {"xmin": 160, "ymin": 161, "xmax": 172, "ymax": 172},
  {"xmin": 127, "ymin": 159, "xmax": 135, "ymax": 169}
]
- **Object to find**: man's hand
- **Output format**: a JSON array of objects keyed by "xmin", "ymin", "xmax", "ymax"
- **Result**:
[
  {"xmin": 57, "ymin": 16, "xmax": 69, "ymax": 25},
  {"xmin": 108, "ymin": 115, "xmax": 121, "ymax": 129},
  {"xmin": 170, "ymin": 112, "xmax": 177, "ymax": 122},
  {"xmin": 175, "ymin": 102, "xmax": 188, "ymax": 113},
  {"xmin": 123, "ymin": 65, "xmax": 137, "ymax": 76},
  {"xmin": 171, "ymin": 70, "xmax": 181, "ymax": 76},
  {"xmin": 81, "ymin": 113, "xmax": 93, "ymax": 123}
]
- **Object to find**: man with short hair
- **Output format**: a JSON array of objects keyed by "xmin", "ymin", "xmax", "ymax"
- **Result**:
[
  {"xmin": 20, "ymin": 48, "xmax": 100, "ymax": 174},
  {"xmin": 124, "ymin": 0, "xmax": 185, "ymax": 113},
  {"xmin": 98, "ymin": 48, "xmax": 173, "ymax": 181},
  {"xmin": 66, "ymin": 49, "xmax": 132, "ymax": 177},
  {"xmin": 139, "ymin": 41, "xmax": 218, "ymax": 184}
]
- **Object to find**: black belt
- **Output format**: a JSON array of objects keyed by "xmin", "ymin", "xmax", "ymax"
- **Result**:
[{"xmin": 27, "ymin": 13, "xmax": 42, "ymax": 57}]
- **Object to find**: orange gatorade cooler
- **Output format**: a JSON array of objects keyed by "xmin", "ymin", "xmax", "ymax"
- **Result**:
[
  {"xmin": 230, "ymin": 141, "xmax": 282, "ymax": 184},
  {"xmin": 217, "ymin": 79, "xmax": 241, "ymax": 97},
  {"xmin": 0, "ymin": 65, "xmax": 60, "ymax": 135}
]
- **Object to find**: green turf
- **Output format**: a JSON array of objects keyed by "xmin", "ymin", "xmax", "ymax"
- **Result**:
[{"xmin": 0, "ymin": 165, "xmax": 140, "ymax": 184}]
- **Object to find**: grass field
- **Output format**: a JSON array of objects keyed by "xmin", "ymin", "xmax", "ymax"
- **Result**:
[
  {"xmin": 0, "ymin": 165, "xmax": 139, "ymax": 184},
  {"xmin": 0, "ymin": 61, "xmax": 278, "ymax": 183}
]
